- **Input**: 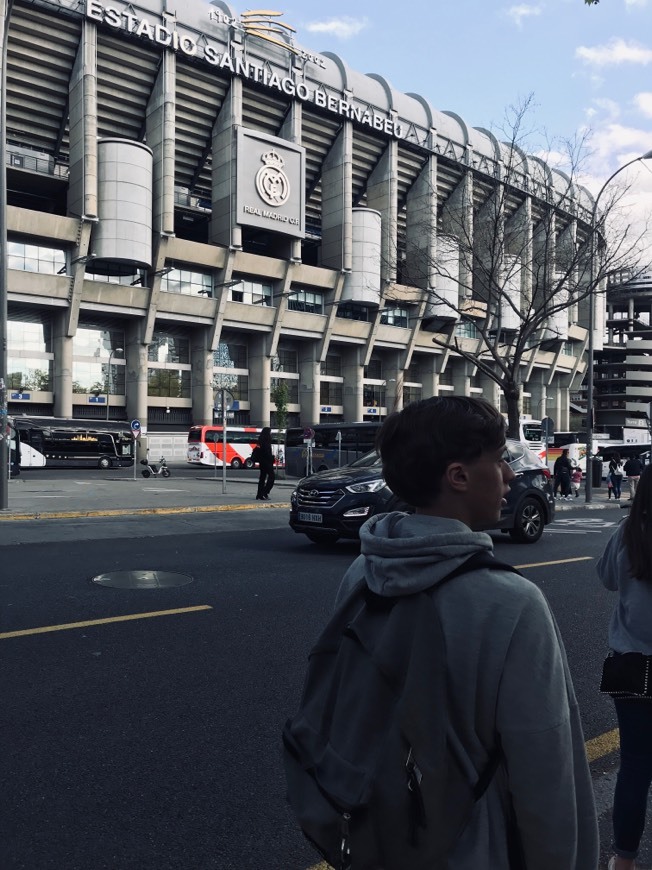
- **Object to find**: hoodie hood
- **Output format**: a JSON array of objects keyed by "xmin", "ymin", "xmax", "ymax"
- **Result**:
[{"xmin": 359, "ymin": 512, "xmax": 494, "ymax": 597}]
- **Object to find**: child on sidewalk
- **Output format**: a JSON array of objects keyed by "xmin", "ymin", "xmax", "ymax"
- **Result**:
[{"xmin": 571, "ymin": 467, "xmax": 583, "ymax": 498}]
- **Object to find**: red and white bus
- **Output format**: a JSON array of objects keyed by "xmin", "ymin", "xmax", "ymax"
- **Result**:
[{"xmin": 187, "ymin": 425, "xmax": 284, "ymax": 468}]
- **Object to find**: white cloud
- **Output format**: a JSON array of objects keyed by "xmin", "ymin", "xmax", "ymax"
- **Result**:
[
  {"xmin": 625, "ymin": 0, "xmax": 649, "ymax": 7},
  {"xmin": 304, "ymin": 16, "xmax": 369, "ymax": 40},
  {"xmin": 504, "ymin": 4, "xmax": 543, "ymax": 27},
  {"xmin": 586, "ymin": 98, "xmax": 622, "ymax": 123},
  {"xmin": 634, "ymin": 92, "xmax": 652, "ymax": 118},
  {"xmin": 576, "ymin": 38, "xmax": 652, "ymax": 67}
]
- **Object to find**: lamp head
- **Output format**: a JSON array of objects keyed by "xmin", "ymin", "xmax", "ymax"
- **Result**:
[{"xmin": 642, "ymin": 150, "xmax": 652, "ymax": 161}]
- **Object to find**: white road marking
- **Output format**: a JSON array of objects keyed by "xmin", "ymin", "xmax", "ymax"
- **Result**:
[{"xmin": 142, "ymin": 488, "xmax": 190, "ymax": 493}]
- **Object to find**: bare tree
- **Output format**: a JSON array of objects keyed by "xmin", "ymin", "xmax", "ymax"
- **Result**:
[{"xmin": 396, "ymin": 97, "xmax": 650, "ymax": 438}]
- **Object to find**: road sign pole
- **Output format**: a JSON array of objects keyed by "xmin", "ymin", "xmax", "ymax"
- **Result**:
[
  {"xmin": 222, "ymin": 388, "xmax": 227, "ymax": 494},
  {"xmin": 130, "ymin": 420, "xmax": 141, "ymax": 481}
]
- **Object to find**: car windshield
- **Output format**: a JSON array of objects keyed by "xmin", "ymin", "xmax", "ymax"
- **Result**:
[
  {"xmin": 505, "ymin": 440, "xmax": 545, "ymax": 472},
  {"xmin": 347, "ymin": 450, "xmax": 382, "ymax": 469}
]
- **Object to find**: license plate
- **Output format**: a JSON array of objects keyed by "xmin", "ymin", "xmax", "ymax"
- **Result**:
[{"xmin": 299, "ymin": 511, "xmax": 322, "ymax": 523}]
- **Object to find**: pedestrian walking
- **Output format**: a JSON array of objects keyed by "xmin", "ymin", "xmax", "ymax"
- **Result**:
[
  {"xmin": 554, "ymin": 448, "xmax": 574, "ymax": 500},
  {"xmin": 609, "ymin": 453, "xmax": 624, "ymax": 500},
  {"xmin": 571, "ymin": 466, "xmax": 583, "ymax": 498},
  {"xmin": 286, "ymin": 397, "xmax": 598, "ymax": 869},
  {"xmin": 597, "ymin": 465, "xmax": 652, "ymax": 870},
  {"xmin": 255, "ymin": 426, "xmax": 275, "ymax": 501},
  {"xmin": 623, "ymin": 456, "xmax": 643, "ymax": 500}
]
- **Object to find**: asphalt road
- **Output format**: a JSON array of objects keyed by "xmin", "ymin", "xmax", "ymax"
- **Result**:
[{"xmin": 0, "ymin": 503, "xmax": 644, "ymax": 869}]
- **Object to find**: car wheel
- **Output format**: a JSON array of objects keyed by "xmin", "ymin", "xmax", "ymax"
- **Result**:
[
  {"xmin": 98, "ymin": 456, "xmax": 112, "ymax": 469},
  {"xmin": 230, "ymin": 458, "xmax": 242, "ymax": 469},
  {"xmin": 509, "ymin": 497, "xmax": 545, "ymax": 543},
  {"xmin": 305, "ymin": 532, "xmax": 339, "ymax": 545}
]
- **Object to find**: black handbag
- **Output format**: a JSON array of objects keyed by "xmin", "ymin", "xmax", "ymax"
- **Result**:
[{"xmin": 600, "ymin": 652, "xmax": 652, "ymax": 698}]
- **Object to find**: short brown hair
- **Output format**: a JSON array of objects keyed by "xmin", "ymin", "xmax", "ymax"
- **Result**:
[{"xmin": 377, "ymin": 396, "xmax": 506, "ymax": 507}]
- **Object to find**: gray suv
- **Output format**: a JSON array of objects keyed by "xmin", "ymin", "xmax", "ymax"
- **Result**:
[{"xmin": 289, "ymin": 439, "xmax": 555, "ymax": 545}]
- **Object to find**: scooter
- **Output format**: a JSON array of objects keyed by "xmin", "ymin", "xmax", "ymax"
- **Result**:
[{"xmin": 140, "ymin": 456, "xmax": 171, "ymax": 478}]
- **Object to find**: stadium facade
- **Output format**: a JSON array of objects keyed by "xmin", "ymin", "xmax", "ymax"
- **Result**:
[{"xmin": 5, "ymin": 0, "xmax": 599, "ymax": 431}]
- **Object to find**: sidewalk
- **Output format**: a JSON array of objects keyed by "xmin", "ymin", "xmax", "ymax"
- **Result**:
[
  {"xmin": 554, "ymin": 490, "xmax": 630, "ymax": 512},
  {"xmin": 0, "ymin": 470, "xmax": 296, "ymax": 521}
]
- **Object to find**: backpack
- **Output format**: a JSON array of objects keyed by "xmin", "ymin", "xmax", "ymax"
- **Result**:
[
  {"xmin": 282, "ymin": 550, "xmax": 521, "ymax": 870},
  {"xmin": 251, "ymin": 445, "xmax": 262, "ymax": 464}
]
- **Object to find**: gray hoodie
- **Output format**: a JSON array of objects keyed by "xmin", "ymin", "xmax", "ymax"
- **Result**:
[
  {"xmin": 336, "ymin": 512, "xmax": 598, "ymax": 870},
  {"xmin": 597, "ymin": 521, "xmax": 652, "ymax": 654}
]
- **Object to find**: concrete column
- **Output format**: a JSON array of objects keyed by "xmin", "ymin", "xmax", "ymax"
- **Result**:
[
  {"xmin": 280, "ymin": 101, "xmax": 303, "ymax": 262},
  {"xmin": 367, "ymin": 140, "xmax": 398, "ymax": 286},
  {"xmin": 146, "ymin": 51, "xmax": 176, "ymax": 236},
  {"xmin": 405, "ymin": 154, "xmax": 437, "ymax": 290},
  {"xmin": 420, "ymin": 358, "xmax": 438, "ymax": 398},
  {"xmin": 67, "ymin": 20, "xmax": 98, "ymax": 219},
  {"xmin": 191, "ymin": 328, "xmax": 213, "ymax": 427},
  {"xmin": 341, "ymin": 348, "xmax": 363, "ymax": 421},
  {"xmin": 52, "ymin": 313, "xmax": 73, "ymax": 417},
  {"xmin": 125, "ymin": 321, "xmax": 148, "ymax": 425},
  {"xmin": 451, "ymin": 361, "xmax": 470, "ymax": 397},
  {"xmin": 321, "ymin": 123, "xmax": 353, "ymax": 271},
  {"xmin": 442, "ymin": 171, "xmax": 473, "ymax": 296},
  {"xmin": 248, "ymin": 335, "xmax": 270, "ymax": 427},
  {"xmin": 210, "ymin": 78, "xmax": 243, "ymax": 249},
  {"xmin": 298, "ymin": 345, "xmax": 320, "ymax": 425},
  {"xmin": 506, "ymin": 196, "xmax": 533, "ymax": 303}
]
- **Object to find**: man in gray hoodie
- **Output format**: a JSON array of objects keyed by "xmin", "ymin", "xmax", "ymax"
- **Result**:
[{"xmin": 336, "ymin": 396, "xmax": 598, "ymax": 869}]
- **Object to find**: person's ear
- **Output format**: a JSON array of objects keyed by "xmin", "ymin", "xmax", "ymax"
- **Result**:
[{"xmin": 446, "ymin": 461, "xmax": 469, "ymax": 492}]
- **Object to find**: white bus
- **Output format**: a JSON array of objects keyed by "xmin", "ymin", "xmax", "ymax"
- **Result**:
[
  {"xmin": 519, "ymin": 418, "xmax": 546, "ymax": 462},
  {"xmin": 187, "ymin": 425, "xmax": 284, "ymax": 468}
]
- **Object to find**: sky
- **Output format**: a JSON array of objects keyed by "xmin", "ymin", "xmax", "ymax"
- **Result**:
[{"xmin": 232, "ymin": 0, "xmax": 652, "ymax": 245}]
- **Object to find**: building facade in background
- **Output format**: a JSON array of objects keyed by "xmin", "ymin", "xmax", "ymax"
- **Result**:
[
  {"xmin": 6, "ymin": 0, "xmax": 598, "ymax": 431},
  {"xmin": 594, "ymin": 273, "xmax": 652, "ymax": 444}
]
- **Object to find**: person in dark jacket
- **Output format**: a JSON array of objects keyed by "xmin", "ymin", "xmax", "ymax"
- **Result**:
[
  {"xmin": 255, "ymin": 426, "xmax": 275, "ymax": 500},
  {"xmin": 553, "ymin": 449, "xmax": 573, "ymax": 500},
  {"xmin": 609, "ymin": 453, "xmax": 624, "ymax": 500},
  {"xmin": 597, "ymin": 465, "xmax": 652, "ymax": 870},
  {"xmin": 623, "ymin": 456, "xmax": 643, "ymax": 500}
]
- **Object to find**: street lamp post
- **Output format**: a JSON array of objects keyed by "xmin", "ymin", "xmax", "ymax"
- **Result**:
[
  {"xmin": 0, "ymin": 0, "xmax": 14, "ymax": 511},
  {"xmin": 584, "ymin": 150, "xmax": 652, "ymax": 504},
  {"xmin": 105, "ymin": 347, "xmax": 123, "ymax": 421}
]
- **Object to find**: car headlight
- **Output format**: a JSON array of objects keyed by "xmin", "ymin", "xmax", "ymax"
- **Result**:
[
  {"xmin": 290, "ymin": 489, "xmax": 297, "ymax": 505},
  {"xmin": 345, "ymin": 479, "xmax": 386, "ymax": 494}
]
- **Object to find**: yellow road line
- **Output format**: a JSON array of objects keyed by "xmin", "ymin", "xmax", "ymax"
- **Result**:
[
  {"xmin": 514, "ymin": 556, "xmax": 594, "ymax": 569},
  {"xmin": 0, "ymin": 605, "xmax": 213, "ymax": 639},
  {"xmin": 586, "ymin": 728, "xmax": 620, "ymax": 762}
]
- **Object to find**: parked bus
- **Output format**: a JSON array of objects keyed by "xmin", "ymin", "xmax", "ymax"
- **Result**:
[
  {"xmin": 10, "ymin": 416, "xmax": 135, "ymax": 469},
  {"xmin": 285, "ymin": 422, "xmax": 381, "ymax": 478},
  {"xmin": 518, "ymin": 418, "xmax": 546, "ymax": 461},
  {"xmin": 187, "ymin": 425, "xmax": 284, "ymax": 468}
]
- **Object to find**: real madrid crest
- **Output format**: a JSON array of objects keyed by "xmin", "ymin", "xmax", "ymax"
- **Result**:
[{"xmin": 255, "ymin": 149, "xmax": 291, "ymax": 207}]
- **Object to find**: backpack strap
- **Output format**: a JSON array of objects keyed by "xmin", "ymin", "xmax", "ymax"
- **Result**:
[
  {"xmin": 436, "ymin": 550, "xmax": 522, "ymax": 806},
  {"xmin": 438, "ymin": 549, "xmax": 524, "ymax": 587}
]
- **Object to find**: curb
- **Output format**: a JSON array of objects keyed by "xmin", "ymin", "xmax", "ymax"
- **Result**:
[{"xmin": 0, "ymin": 501, "xmax": 290, "ymax": 522}]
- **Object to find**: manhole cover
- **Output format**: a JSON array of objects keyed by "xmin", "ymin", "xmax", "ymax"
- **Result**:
[{"xmin": 91, "ymin": 570, "xmax": 194, "ymax": 589}]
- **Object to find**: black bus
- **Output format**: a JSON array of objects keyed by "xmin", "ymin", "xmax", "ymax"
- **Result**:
[
  {"xmin": 285, "ymin": 422, "xmax": 381, "ymax": 477},
  {"xmin": 10, "ymin": 416, "xmax": 135, "ymax": 469}
]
